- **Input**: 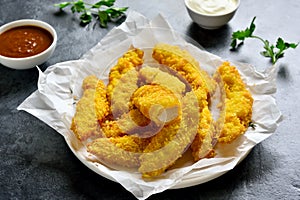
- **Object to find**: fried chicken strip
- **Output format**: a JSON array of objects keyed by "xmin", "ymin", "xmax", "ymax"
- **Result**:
[
  {"xmin": 139, "ymin": 66, "xmax": 186, "ymax": 96},
  {"xmin": 191, "ymin": 106, "xmax": 216, "ymax": 161},
  {"xmin": 139, "ymin": 91, "xmax": 199, "ymax": 178},
  {"xmin": 94, "ymin": 78, "xmax": 110, "ymax": 122},
  {"xmin": 107, "ymin": 47, "xmax": 144, "ymax": 118},
  {"xmin": 100, "ymin": 108, "xmax": 160, "ymax": 138},
  {"xmin": 214, "ymin": 62, "xmax": 253, "ymax": 143},
  {"xmin": 71, "ymin": 75, "xmax": 105, "ymax": 141},
  {"xmin": 87, "ymin": 135, "xmax": 150, "ymax": 168},
  {"xmin": 110, "ymin": 68, "xmax": 139, "ymax": 118},
  {"xmin": 132, "ymin": 84, "xmax": 181, "ymax": 125},
  {"xmin": 152, "ymin": 43, "xmax": 215, "ymax": 161},
  {"xmin": 152, "ymin": 43, "xmax": 215, "ymax": 107}
]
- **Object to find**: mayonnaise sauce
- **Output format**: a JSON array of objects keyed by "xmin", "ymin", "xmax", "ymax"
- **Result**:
[{"xmin": 187, "ymin": 0, "xmax": 238, "ymax": 15}]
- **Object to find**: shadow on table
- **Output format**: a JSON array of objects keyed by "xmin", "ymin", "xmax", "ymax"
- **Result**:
[
  {"xmin": 148, "ymin": 143, "xmax": 279, "ymax": 200},
  {"xmin": 184, "ymin": 22, "xmax": 233, "ymax": 51}
]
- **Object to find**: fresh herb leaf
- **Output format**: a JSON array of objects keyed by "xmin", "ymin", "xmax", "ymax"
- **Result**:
[
  {"xmin": 93, "ymin": 0, "xmax": 116, "ymax": 8},
  {"xmin": 231, "ymin": 17, "xmax": 256, "ymax": 49},
  {"xmin": 231, "ymin": 17, "xmax": 298, "ymax": 64},
  {"xmin": 275, "ymin": 38, "xmax": 298, "ymax": 60},
  {"xmin": 98, "ymin": 10, "xmax": 109, "ymax": 27},
  {"xmin": 248, "ymin": 122, "xmax": 256, "ymax": 129},
  {"xmin": 54, "ymin": 0, "xmax": 128, "ymax": 27},
  {"xmin": 72, "ymin": 0, "xmax": 85, "ymax": 13},
  {"xmin": 80, "ymin": 11, "xmax": 92, "ymax": 24},
  {"xmin": 106, "ymin": 7, "xmax": 128, "ymax": 19},
  {"xmin": 54, "ymin": 2, "xmax": 71, "ymax": 9}
]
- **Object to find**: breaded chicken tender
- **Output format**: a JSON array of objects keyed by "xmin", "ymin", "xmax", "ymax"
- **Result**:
[
  {"xmin": 139, "ymin": 91, "xmax": 199, "ymax": 178},
  {"xmin": 191, "ymin": 106, "xmax": 216, "ymax": 161},
  {"xmin": 116, "ymin": 109, "xmax": 162, "ymax": 137},
  {"xmin": 100, "ymin": 120, "xmax": 125, "ymax": 138},
  {"xmin": 71, "ymin": 75, "xmax": 104, "ymax": 141},
  {"xmin": 87, "ymin": 135, "xmax": 150, "ymax": 168},
  {"xmin": 107, "ymin": 47, "xmax": 144, "ymax": 100},
  {"xmin": 214, "ymin": 62, "xmax": 253, "ymax": 143},
  {"xmin": 139, "ymin": 66, "xmax": 186, "ymax": 96},
  {"xmin": 152, "ymin": 43, "xmax": 216, "ymax": 161},
  {"xmin": 110, "ymin": 68, "xmax": 139, "ymax": 118},
  {"xmin": 139, "ymin": 118, "xmax": 181, "ymax": 178},
  {"xmin": 100, "ymin": 109, "xmax": 160, "ymax": 138},
  {"xmin": 94, "ymin": 78, "xmax": 110, "ymax": 122},
  {"xmin": 152, "ymin": 43, "xmax": 216, "ymax": 107},
  {"xmin": 132, "ymin": 84, "xmax": 181, "ymax": 124}
]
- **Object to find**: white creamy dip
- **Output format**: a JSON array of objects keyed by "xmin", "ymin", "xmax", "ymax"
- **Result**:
[{"xmin": 187, "ymin": 0, "xmax": 238, "ymax": 15}]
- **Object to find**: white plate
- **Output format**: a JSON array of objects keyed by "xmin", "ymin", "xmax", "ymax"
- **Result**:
[{"xmin": 18, "ymin": 12, "xmax": 281, "ymax": 199}]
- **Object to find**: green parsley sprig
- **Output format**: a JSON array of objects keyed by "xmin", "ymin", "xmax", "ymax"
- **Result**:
[
  {"xmin": 248, "ymin": 122, "xmax": 256, "ymax": 130},
  {"xmin": 231, "ymin": 17, "xmax": 298, "ymax": 64},
  {"xmin": 54, "ymin": 0, "xmax": 128, "ymax": 27}
]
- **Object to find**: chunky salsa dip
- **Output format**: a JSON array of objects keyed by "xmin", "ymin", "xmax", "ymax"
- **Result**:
[{"xmin": 0, "ymin": 25, "xmax": 53, "ymax": 58}]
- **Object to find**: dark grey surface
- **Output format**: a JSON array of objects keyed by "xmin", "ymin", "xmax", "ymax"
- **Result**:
[{"xmin": 1, "ymin": 0, "xmax": 300, "ymax": 199}]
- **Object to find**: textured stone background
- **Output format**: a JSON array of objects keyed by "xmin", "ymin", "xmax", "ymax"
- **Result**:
[{"xmin": 0, "ymin": 0, "xmax": 299, "ymax": 199}]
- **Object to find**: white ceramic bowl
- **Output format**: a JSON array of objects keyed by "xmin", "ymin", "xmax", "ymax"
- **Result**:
[
  {"xmin": 184, "ymin": 0, "xmax": 240, "ymax": 29},
  {"xmin": 0, "ymin": 19, "xmax": 57, "ymax": 70}
]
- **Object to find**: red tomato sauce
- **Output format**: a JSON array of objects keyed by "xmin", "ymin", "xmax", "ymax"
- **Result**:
[{"xmin": 0, "ymin": 25, "xmax": 53, "ymax": 58}]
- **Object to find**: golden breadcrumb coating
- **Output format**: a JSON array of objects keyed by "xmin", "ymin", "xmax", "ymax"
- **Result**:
[
  {"xmin": 116, "ymin": 109, "xmax": 150, "ymax": 133},
  {"xmin": 139, "ymin": 66, "xmax": 186, "ymax": 96},
  {"xmin": 82, "ymin": 75, "xmax": 98, "ymax": 90},
  {"xmin": 191, "ymin": 106, "xmax": 215, "ymax": 161},
  {"xmin": 71, "ymin": 75, "xmax": 103, "ymax": 141},
  {"xmin": 100, "ymin": 109, "xmax": 157, "ymax": 138},
  {"xmin": 152, "ymin": 43, "xmax": 215, "ymax": 162},
  {"xmin": 139, "ymin": 91, "xmax": 199, "ymax": 178},
  {"xmin": 87, "ymin": 135, "xmax": 150, "ymax": 168},
  {"xmin": 94, "ymin": 79, "xmax": 110, "ymax": 122},
  {"xmin": 110, "ymin": 68, "xmax": 139, "ymax": 118},
  {"xmin": 152, "ymin": 43, "xmax": 216, "ymax": 108},
  {"xmin": 132, "ymin": 84, "xmax": 181, "ymax": 124},
  {"xmin": 139, "ymin": 118, "xmax": 181, "ymax": 178},
  {"xmin": 214, "ymin": 62, "xmax": 253, "ymax": 143},
  {"xmin": 71, "ymin": 44, "xmax": 254, "ymax": 179},
  {"xmin": 116, "ymin": 109, "xmax": 161, "ymax": 137},
  {"xmin": 100, "ymin": 119, "xmax": 125, "ymax": 138},
  {"xmin": 107, "ymin": 47, "xmax": 144, "ymax": 102}
]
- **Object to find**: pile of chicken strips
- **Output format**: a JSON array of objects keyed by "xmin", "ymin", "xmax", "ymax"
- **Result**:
[{"xmin": 71, "ymin": 43, "xmax": 253, "ymax": 178}]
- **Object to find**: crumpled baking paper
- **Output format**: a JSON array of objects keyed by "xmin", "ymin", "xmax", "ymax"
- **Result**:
[{"xmin": 17, "ymin": 11, "xmax": 282, "ymax": 200}]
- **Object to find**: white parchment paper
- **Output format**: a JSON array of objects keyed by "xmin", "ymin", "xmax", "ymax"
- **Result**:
[{"xmin": 17, "ymin": 11, "xmax": 282, "ymax": 200}]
